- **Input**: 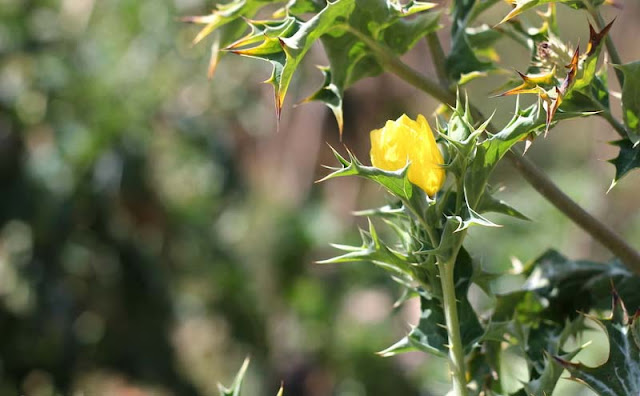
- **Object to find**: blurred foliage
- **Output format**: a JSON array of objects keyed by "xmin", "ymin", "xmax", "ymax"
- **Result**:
[{"xmin": 0, "ymin": 0, "xmax": 441, "ymax": 395}]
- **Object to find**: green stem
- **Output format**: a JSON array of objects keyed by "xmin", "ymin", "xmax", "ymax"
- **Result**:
[
  {"xmin": 596, "ymin": 104, "xmax": 627, "ymax": 138},
  {"xmin": 600, "ymin": 111, "xmax": 627, "ymax": 138},
  {"xmin": 354, "ymin": 30, "xmax": 640, "ymax": 273},
  {"xmin": 438, "ymin": 235, "xmax": 468, "ymax": 396}
]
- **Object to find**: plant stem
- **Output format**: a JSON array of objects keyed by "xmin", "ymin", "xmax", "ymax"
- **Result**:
[
  {"xmin": 345, "ymin": 27, "xmax": 457, "ymax": 106},
  {"xmin": 505, "ymin": 149, "xmax": 640, "ymax": 270},
  {"xmin": 426, "ymin": 33, "xmax": 449, "ymax": 88},
  {"xmin": 438, "ymin": 236, "xmax": 468, "ymax": 396},
  {"xmin": 587, "ymin": 95, "xmax": 628, "ymax": 138},
  {"xmin": 354, "ymin": 29, "xmax": 640, "ymax": 273}
]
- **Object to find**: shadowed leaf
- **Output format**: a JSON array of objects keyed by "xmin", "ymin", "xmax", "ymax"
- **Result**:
[
  {"xmin": 614, "ymin": 61, "xmax": 640, "ymax": 143},
  {"xmin": 555, "ymin": 293, "xmax": 640, "ymax": 396}
]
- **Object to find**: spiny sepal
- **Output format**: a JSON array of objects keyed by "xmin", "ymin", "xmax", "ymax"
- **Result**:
[
  {"xmin": 218, "ymin": 357, "xmax": 250, "ymax": 396},
  {"xmin": 317, "ymin": 218, "xmax": 414, "ymax": 278}
]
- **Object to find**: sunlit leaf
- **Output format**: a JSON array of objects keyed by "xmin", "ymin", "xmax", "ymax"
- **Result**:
[
  {"xmin": 183, "ymin": 0, "xmax": 272, "ymax": 45},
  {"xmin": 496, "ymin": 68, "xmax": 556, "ymax": 97}
]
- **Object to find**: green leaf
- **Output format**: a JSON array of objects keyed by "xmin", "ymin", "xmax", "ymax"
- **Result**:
[
  {"xmin": 614, "ymin": 61, "xmax": 640, "ymax": 143},
  {"xmin": 248, "ymin": 0, "xmax": 356, "ymax": 118},
  {"xmin": 494, "ymin": 249, "xmax": 636, "ymax": 326},
  {"xmin": 447, "ymin": 0, "xmax": 496, "ymax": 84},
  {"xmin": 302, "ymin": 66, "xmax": 344, "ymax": 133},
  {"xmin": 378, "ymin": 287, "xmax": 448, "ymax": 357},
  {"xmin": 555, "ymin": 293, "xmax": 640, "ymax": 396},
  {"xmin": 466, "ymin": 24, "xmax": 502, "ymax": 62},
  {"xmin": 451, "ymin": 0, "xmax": 475, "ymax": 35},
  {"xmin": 608, "ymin": 139, "xmax": 640, "ymax": 189},
  {"xmin": 218, "ymin": 357, "xmax": 251, "ymax": 396},
  {"xmin": 352, "ymin": 202, "xmax": 407, "ymax": 221},
  {"xmin": 477, "ymin": 194, "xmax": 529, "ymax": 221},
  {"xmin": 278, "ymin": 0, "xmax": 324, "ymax": 16},
  {"xmin": 446, "ymin": 29, "xmax": 494, "ymax": 84}
]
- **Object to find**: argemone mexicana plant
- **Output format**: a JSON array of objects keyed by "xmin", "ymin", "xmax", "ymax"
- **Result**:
[{"xmin": 186, "ymin": 0, "xmax": 640, "ymax": 394}]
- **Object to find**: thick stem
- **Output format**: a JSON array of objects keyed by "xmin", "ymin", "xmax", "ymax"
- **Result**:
[
  {"xmin": 438, "ymin": 237, "xmax": 468, "ymax": 396},
  {"xmin": 426, "ymin": 33, "xmax": 449, "ymax": 88},
  {"xmin": 353, "ymin": 30, "xmax": 640, "ymax": 272},
  {"xmin": 505, "ymin": 149, "xmax": 640, "ymax": 272},
  {"xmin": 599, "ymin": 109, "xmax": 627, "ymax": 138}
]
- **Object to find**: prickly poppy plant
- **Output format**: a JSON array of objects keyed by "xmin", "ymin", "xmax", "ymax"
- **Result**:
[{"xmin": 186, "ymin": 0, "xmax": 640, "ymax": 394}]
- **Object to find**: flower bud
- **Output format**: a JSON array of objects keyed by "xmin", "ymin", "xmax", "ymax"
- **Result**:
[{"xmin": 370, "ymin": 114, "xmax": 445, "ymax": 196}]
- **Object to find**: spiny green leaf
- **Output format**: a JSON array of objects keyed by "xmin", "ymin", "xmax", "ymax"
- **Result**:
[
  {"xmin": 466, "ymin": 24, "xmax": 503, "ymax": 62},
  {"xmin": 183, "ymin": 0, "xmax": 271, "ymax": 45},
  {"xmin": 218, "ymin": 357, "xmax": 250, "ymax": 396},
  {"xmin": 608, "ymin": 138, "xmax": 640, "ymax": 189},
  {"xmin": 378, "ymin": 287, "xmax": 448, "ymax": 357},
  {"xmin": 494, "ymin": 249, "xmax": 635, "ymax": 325},
  {"xmin": 477, "ymin": 194, "xmax": 529, "ymax": 221},
  {"xmin": 319, "ymin": 146, "xmax": 428, "ymax": 214},
  {"xmin": 303, "ymin": 66, "xmax": 344, "ymax": 134},
  {"xmin": 555, "ymin": 293, "xmax": 640, "ymax": 396},
  {"xmin": 352, "ymin": 202, "xmax": 407, "ymax": 220},
  {"xmin": 224, "ymin": 0, "xmax": 356, "ymax": 121},
  {"xmin": 519, "ymin": 353, "xmax": 573, "ymax": 396},
  {"xmin": 447, "ymin": 0, "xmax": 497, "ymax": 84},
  {"xmin": 276, "ymin": 0, "xmax": 324, "ymax": 17},
  {"xmin": 614, "ymin": 61, "xmax": 640, "ymax": 143},
  {"xmin": 447, "ymin": 30, "xmax": 494, "ymax": 84}
]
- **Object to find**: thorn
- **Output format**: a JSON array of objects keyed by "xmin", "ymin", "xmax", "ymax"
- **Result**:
[{"xmin": 523, "ymin": 137, "xmax": 533, "ymax": 154}]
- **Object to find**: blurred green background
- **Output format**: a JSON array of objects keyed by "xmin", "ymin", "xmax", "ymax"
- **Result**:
[{"xmin": 1, "ymin": 0, "xmax": 639, "ymax": 395}]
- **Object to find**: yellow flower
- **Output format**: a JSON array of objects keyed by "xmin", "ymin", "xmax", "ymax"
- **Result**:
[{"xmin": 370, "ymin": 114, "xmax": 445, "ymax": 196}]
